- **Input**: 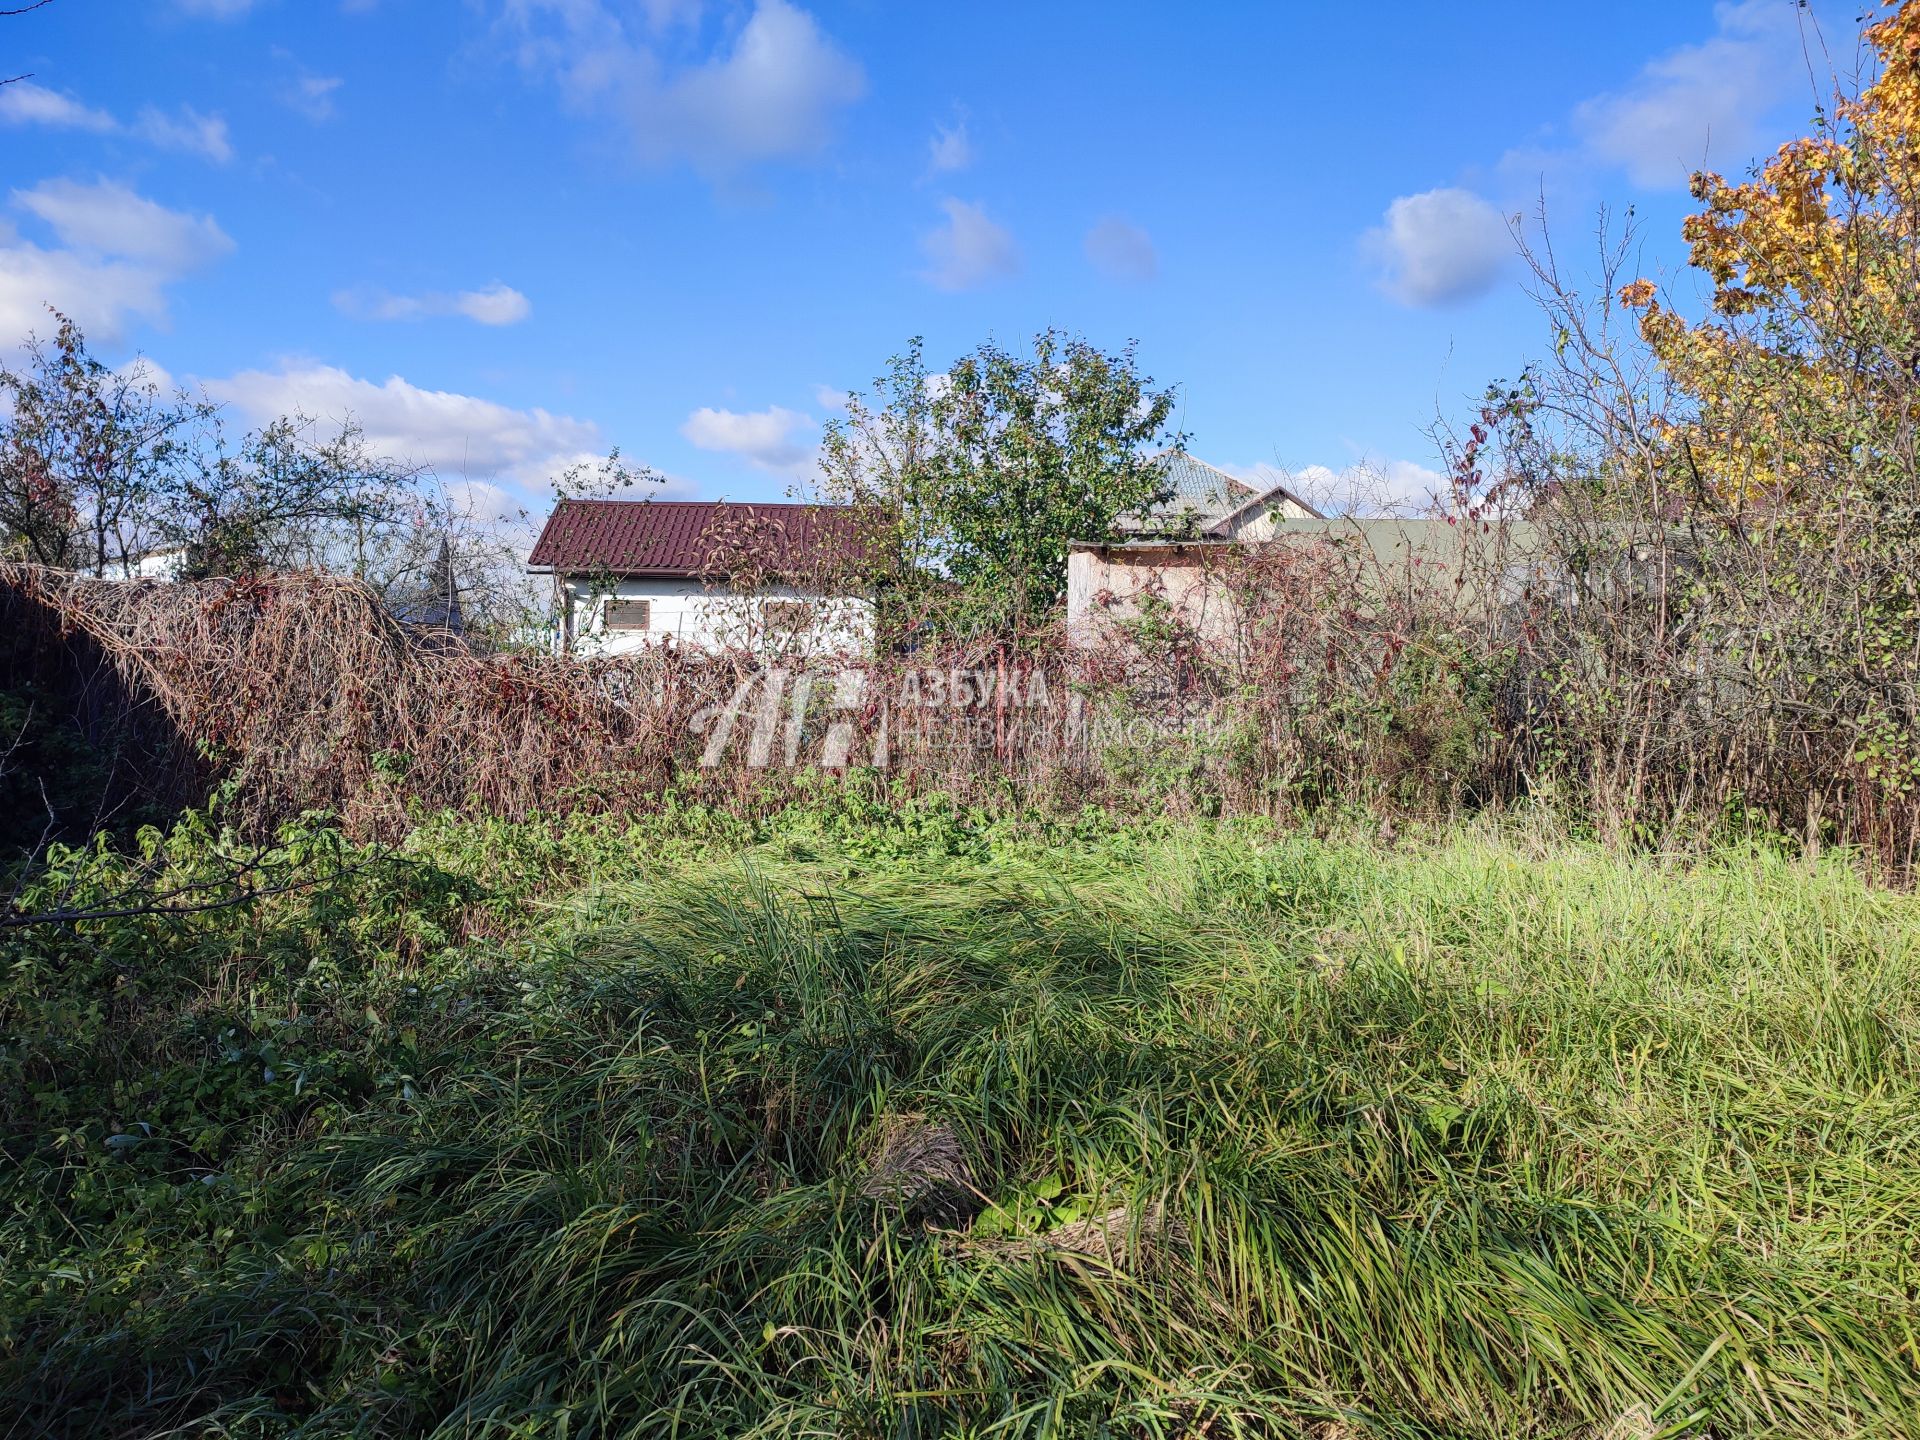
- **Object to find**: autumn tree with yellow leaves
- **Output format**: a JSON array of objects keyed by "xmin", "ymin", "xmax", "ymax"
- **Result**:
[
  {"xmin": 1456, "ymin": 1, "xmax": 1920, "ymax": 862},
  {"xmin": 1624, "ymin": 1, "xmax": 1920, "ymax": 511}
]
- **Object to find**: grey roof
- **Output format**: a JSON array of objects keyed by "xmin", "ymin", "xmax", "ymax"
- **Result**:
[
  {"xmin": 1119, "ymin": 450, "xmax": 1321, "ymax": 535},
  {"xmin": 1159, "ymin": 450, "xmax": 1258, "ymax": 511},
  {"xmin": 1072, "ymin": 518, "xmax": 1545, "ymax": 602},
  {"xmin": 392, "ymin": 536, "xmax": 466, "ymax": 634},
  {"xmin": 1259, "ymin": 517, "xmax": 1541, "ymax": 565}
]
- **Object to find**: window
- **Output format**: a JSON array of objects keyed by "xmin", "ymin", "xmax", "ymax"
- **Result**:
[
  {"xmin": 764, "ymin": 600, "xmax": 815, "ymax": 633},
  {"xmin": 605, "ymin": 599, "xmax": 651, "ymax": 631}
]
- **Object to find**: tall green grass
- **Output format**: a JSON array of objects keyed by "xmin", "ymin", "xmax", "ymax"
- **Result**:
[{"xmin": 3, "ymin": 809, "xmax": 1917, "ymax": 1436}]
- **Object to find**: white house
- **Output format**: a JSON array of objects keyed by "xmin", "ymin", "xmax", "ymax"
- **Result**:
[
  {"xmin": 133, "ymin": 545, "xmax": 191, "ymax": 581},
  {"xmin": 527, "ymin": 499, "xmax": 879, "ymax": 657}
]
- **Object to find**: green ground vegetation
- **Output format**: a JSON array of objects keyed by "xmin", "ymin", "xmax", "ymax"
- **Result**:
[{"xmin": 3, "ymin": 795, "xmax": 1917, "ymax": 1438}]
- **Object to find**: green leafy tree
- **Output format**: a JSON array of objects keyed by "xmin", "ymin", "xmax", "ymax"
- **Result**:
[
  {"xmin": 0, "ymin": 313, "xmax": 207, "ymax": 573},
  {"xmin": 0, "ymin": 316, "xmax": 638, "ymax": 647},
  {"xmin": 162, "ymin": 415, "xmax": 421, "ymax": 580},
  {"xmin": 819, "ymin": 330, "xmax": 1183, "ymax": 631}
]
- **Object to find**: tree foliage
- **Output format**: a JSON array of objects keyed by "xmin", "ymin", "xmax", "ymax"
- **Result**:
[
  {"xmin": 1620, "ymin": 0, "xmax": 1920, "ymax": 513},
  {"xmin": 1605, "ymin": 2, "xmax": 1920, "ymax": 807},
  {"xmin": 165, "ymin": 415, "xmax": 419, "ymax": 581},
  {"xmin": 819, "ymin": 330, "xmax": 1182, "ymax": 631},
  {"xmin": 1439, "ymin": 0, "xmax": 1920, "ymax": 859},
  {"xmin": 0, "ymin": 316, "xmax": 206, "ymax": 574},
  {"xmin": 0, "ymin": 314, "xmax": 618, "ymax": 645}
]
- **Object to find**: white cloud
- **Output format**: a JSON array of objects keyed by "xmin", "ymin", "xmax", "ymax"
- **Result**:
[
  {"xmin": 682, "ymin": 403, "xmax": 818, "ymax": 477},
  {"xmin": 501, "ymin": 0, "xmax": 865, "ymax": 176},
  {"xmin": 1496, "ymin": 0, "xmax": 1808, "ymax": 190},
  {"xmin": 442, "ymin": 477, "xmax": 525, "ymax": 527},
  {"xmin": 0, "ymin": 180, "xmax": 234, "ymax": 344},
  {"xmin": 283, "ymin": 72, "xmax": 343, "ymax": 123},
  {"xmin": 1228, "ymin": 458, "xmax": 1448, "ymax": 516},
  {"xmin": 0, "ymin": 244, "xmax": 176, "ymax": 349},
  {"xmin": 0, "ymin": 82, "xmax": 233, "ymax": 163},
  {"xmin": 447, "ymin": 284, "xmax": 531, "ymax": 325},
  {"xmin": 15, "ymin": 178, "xmax": 233, "ymax": 270},
  {"xmin": 334, "ymin": 282, "xmax": 532, "ymax": 326},
  {"xmin": 919, "ymin": 197, "xmax": 1018, "ymax": 292},
  {"xmin": 131, "ymin": 106, "xmax": 234, "ymax": 163},
  {"xmin": 1568, "ymin": 0, "xmax": 1805, "ymax": 188},
  {"xmin": 461, "ymin": 454, "xmax": 698, "ymax": 519},
  {"xmin": 1363, "ymin": 187, "xmax": 1511, "ymax": 308},
  {"xmin": 1084, "ymin": 214, "xmax": 1157, "ymax": 283},
  {"xmin": 927, "ymin": 118, "xmax": 972, "ymax": 174},
  {"xmin": 0, "ymin": 81, "xmax": 116, "ymax": 133},
  {"xmin": 1304, "ymin": 459, "xmax": 1448, "ymax": 515},
  {"xmin": 1363, "ymin": 5, "xmax": 1809, "ymax": 318},
  {"xmin": 811, "ymin": 383, "xmax": 852, "ymax": 413},
  {"xmin": 202, "ymin": 363, "xmax": 606, "ymax": 490}
]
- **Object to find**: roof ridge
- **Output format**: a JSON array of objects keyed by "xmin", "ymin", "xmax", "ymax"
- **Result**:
[
  {"xmin": 529, "ymin": 496, "xmax": 875, "ymax": 577},
  {"xmin": 556, "ymin": 497, "xmax": 841, "ymax": 509},
  {"xmin": 1146, "ymin": 447, "xmax": 1263, "ymax": 500},
  {"xmin": 1207, "ymin": 476, "xmax": 1325, "ymax": 530},
  {"xmin": 1183, "ymin": 452, "xmax": 1260, "ymax": 496}
]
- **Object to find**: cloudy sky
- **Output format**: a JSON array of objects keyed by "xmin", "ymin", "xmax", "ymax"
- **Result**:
[{"xmin": 1, "ymin": 0, "xmax": 1861, "ymax": 519}]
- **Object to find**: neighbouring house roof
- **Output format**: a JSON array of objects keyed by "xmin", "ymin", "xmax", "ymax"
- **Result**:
[
  {"xmin": 528, "ymin": 500, "xmax": 880, "ymax": 581},
  {"xmin": 391, "ymin": 536, "xmax": 465, "ymax": 634},
  {"xmin": 1159, "ymin": 450, "xmax": 1257, "ymax": 511},
  {"xmin": 1071, "ymin": 519, "xmax": 1549, "ymax": 600},
  {"xmin": 1117, "ymin": 450, "xmax": 1322, "ymax": 536},
  {"xmin": 1073, "ymin": 519, "xmax": 1542, "ymax": 559}
]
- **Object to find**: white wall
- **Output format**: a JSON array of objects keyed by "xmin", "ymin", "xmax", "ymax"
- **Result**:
[
  {"xmin": 1215, "ymin": 493, "xmax": 1317, "ymax": 542},
  {"xmin": 564, "ymin": 576, "xmax": 874, "ymax": 657},
  {"xmin": 135, "ymin": 547, "xmax": 190, "ymax": 580}
]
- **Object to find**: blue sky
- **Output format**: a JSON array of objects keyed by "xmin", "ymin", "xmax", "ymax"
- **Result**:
[{"xmin": 0, "ymin": 0, "xmax": 1859, "ymax": 524}]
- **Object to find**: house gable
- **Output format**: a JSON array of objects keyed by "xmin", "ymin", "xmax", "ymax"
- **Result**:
[{"xmin": 1117, "ymin": 450, "xmax": 1322, "ymax": 538}]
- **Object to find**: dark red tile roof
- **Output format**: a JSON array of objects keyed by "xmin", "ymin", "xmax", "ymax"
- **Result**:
[{"xmin": 528, "ymin": 500, "xmax": 880, "ymax": 580}]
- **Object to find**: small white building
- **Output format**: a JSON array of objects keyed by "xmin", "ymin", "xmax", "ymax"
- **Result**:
[
  {"xmin": 527, "ymin": 499, "xmax": 878, "ymax": 657},
  {"xmin": 133, "ymin": 545, "xmax": 191, "ymax": 581}
]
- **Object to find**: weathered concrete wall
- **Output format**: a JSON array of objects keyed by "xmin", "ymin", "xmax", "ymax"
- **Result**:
[
  {"xmin": 1065, "ymin": 522, "xmax": 1549, "ymax": 649},
  {"xmin": 1066, "ymin": 544, "xmax": 1243, "ymax": 647}
]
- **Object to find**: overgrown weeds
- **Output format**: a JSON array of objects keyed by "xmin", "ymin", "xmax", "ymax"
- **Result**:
[
  {"xmin": 0, "ymin": 557, "xmax": 1497, "ymax": 849},
  {"xmin": 3, "ymin": 802, "xmax": 1916, "ymax": 1436}
]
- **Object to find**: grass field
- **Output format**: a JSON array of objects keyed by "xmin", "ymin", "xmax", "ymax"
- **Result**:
[{"xmin": 3, "ymin": 800, "xmax": 1918, "ymax": 1437}]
